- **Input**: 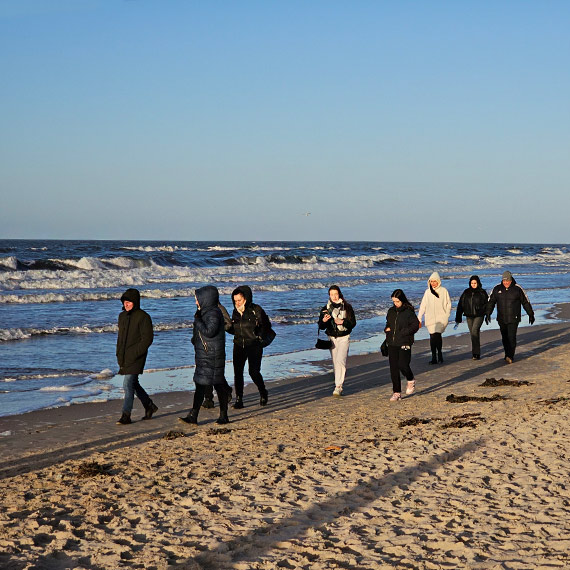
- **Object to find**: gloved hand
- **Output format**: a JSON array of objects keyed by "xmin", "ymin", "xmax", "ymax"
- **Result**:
[
  {"xmin": 453, "ymin": 323, "xmax": 459, "ymax": 330},
  {"xmin": 529, "ymin": 315, "xmax": 535, "ymax": 325},
  {"xmin": 484, "ymin": 315, "xmax": 491, "ymax": 325}
]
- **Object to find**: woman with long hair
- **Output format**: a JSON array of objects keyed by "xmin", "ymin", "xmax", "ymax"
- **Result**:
[
  {"xmin": 418, "ymin": 272, "xmax": 452, "ymax": 364},
  {"xmin": 318, "ymin": 285, "xmax": 356, "ymax": 397},
  {"xmin": 384, "ymin": 289, "xmax": 419, "ymax": 401},
  {"xmin": 455, "ymin": 275, "xmax": 488, "ymax": 360}
]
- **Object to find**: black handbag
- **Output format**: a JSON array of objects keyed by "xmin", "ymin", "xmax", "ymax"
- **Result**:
[
  {"xmin": 380, "ymin": 339, "xmax": 389, "ymax": 357},
  {"xmin": 315, "ymin": 327, "xmax": 332, "ymax": 350}
]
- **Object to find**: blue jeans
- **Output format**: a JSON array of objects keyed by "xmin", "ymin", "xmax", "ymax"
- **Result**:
[{"xmin": 122, "ymin": 374, "xmax": 151, "ymax": 414}]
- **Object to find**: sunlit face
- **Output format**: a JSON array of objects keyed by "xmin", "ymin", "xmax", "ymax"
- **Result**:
[
  {"xmin": 470, "ymin": 280, "xmax": 478, "ymax": 289},
  {"xmin": 195, "ymin": 296, "xmax": 200, "ymax": 308},
  {"xmin": 392, "ymin": 297, "xmax": 402, "ymax": 308},
  {"xmin": 329, "ymin": 289, "xmax": 340, "ymax": 303},
  {"xmin": 430, "ymin": 280, "xmax": 439, "ymax": 288},
  {"xmin": 233, "ymin": 293, "xmax": 246, "ymax": 310},
  {"xmin": 502, "ymin": 279, "xmax": 512, "ymax": 288},
  {"xmin": 123, "ymin": 300, "xmax": 134, "ymax": 311}
]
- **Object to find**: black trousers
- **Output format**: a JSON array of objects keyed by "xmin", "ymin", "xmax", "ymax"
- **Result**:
[
  {"xmin": 203, "ymin": 378, "xmax": 231, "ymax": 401},
  {"xmin": 233, "ymin": 343, "xmax": 266, "ymax": 398},
  {"xmin": 193, "ymin": 384, "xmax": 228, "ymax": 412},
  {"xmin": 429, "ymin": 333, "xmax": 443, "ymax": 355},
  {"xmin": 388, "ymin": 345, "xmax": 414, "ymax": 393},
  {"xmin": 466, "ymin": 316, "xmax": 484, "ymax": 356},
  {"xmin": 499, "ymin": 322, "xmax": 519, "ymax": 359}
]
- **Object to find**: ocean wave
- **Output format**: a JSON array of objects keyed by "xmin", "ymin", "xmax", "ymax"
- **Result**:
[{"xmin": 452, "ymin": 255, "xmax": 479, "ymax": 260}]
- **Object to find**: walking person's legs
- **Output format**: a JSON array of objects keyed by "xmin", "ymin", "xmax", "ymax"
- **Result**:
[
  {"xmin": 331, "ymin": 335, "xmax": 350, "ymax": 396},
  {"xmin": 388, "ymin": 345, "xmax": 402, "ymax": 398},
  {"xmin": 506, "ymin": 323, "xmax": 518, "ymax": 361},
  {"xmin": 232, "ymin": 345, "xmax": 247, "ymax": 408},
  {"xmin": 398, "ymin": 347, "xmax": 415, "ymax": 395},
  {"xmin": 466, "ymin": 317, "xmax": 484, "ymax": 358},
  {"xmin": 246, "ymin": 344, "xmax": 268, "ymax": 404}
]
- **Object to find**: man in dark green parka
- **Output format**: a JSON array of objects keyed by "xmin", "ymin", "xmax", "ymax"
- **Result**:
[{"xmin": 116, "ymin": 288, "xmax": 157, "ymax": 424}]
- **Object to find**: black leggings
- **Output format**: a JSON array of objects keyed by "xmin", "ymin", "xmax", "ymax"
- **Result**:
[
  {"xmin": 193, "ymin": 384, "xmax": 228, "ymax": 412},
  {"xmin": 430, "ymin": 333, "xmax": 443, "ymax": 354},
  {"xmin": 388, "ymin": 345, "xmax": 414, "ymax": 393}
]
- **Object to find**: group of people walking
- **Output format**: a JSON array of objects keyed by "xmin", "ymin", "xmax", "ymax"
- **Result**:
[{"xmin": 114, "ymin": 269, "xmax": 535, "ymax": 424}]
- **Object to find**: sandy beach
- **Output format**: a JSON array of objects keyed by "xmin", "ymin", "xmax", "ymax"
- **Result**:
[{"xmin": 1, "ymin": 319, "xmax": 570, "ymax": 570}]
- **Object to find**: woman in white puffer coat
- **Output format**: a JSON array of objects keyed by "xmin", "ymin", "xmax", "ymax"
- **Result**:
[{"xmin": 418, "ymin": 272, "xmax": 452, "ymax": 364}]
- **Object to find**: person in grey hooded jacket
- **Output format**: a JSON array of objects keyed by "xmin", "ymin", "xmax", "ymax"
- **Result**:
[{"xmin": 179, "ymin": 285, "xmax": 230, "ymax": 425}]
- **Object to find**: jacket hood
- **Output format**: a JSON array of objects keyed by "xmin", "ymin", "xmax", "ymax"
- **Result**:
[
  {"xmin": 469, "ymin": 275, "xmax": 483, "ymax": 288},
  {"xmin": 232, "ymin": 285, "xmax": 253, "ymax": 307},
  {"xmin": 428, "ymin": 272, "xmax": 442, "ymax": 288},
  {"xmin": 195, "ymin": 285, "xmax": 219, "ymax": 310},
  {"xmin": 121, "ymin": 288, "xmax": 140, "ymax": 310}
]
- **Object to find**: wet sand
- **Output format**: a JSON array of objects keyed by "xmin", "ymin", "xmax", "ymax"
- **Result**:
[{"xmin": 2, "ymin": 321, "xmax": 570, "ymax": 569}]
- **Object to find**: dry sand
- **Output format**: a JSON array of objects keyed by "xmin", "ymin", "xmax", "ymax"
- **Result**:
[{"xmin": 1, "ymin": 321, "xmax": 570, "ymax": 569}]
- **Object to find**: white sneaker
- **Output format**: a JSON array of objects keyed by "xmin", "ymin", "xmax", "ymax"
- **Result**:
[
  {"xmin": 406, "ymin": 380, "xmax": 416, "ymax": 395},
  {"xmin": 389, "ymin": 392, "xmax": 401, "ymax": 401},
  {"xmin": 332, "ymin": 387, "xmax": 343, "ymax": 397}
]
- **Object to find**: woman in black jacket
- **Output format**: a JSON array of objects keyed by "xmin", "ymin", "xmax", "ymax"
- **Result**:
[
  {"xmin": 179, "ymin": 285, "xmax": 230, "ymax": 425},
  {"xmin": 455, "ymin": 275, "xmax": 488, "ymax": 360},
  {"xmin": 384, "ymin": 289, "xmax": 419, "ymax": 401},
  {"xmin": 318, "ymin": 285, "xmax": 356, "ymax": 397}
]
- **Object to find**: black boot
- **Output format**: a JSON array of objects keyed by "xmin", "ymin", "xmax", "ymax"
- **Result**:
[
  {"xmin": 142, "ymin": 401, "xmax": 158, "ymax": 420},
  {"xmin": 259, "ymin": 389, "xmax": 268, "ymax": 406},
  {"xmin": 116, "ymin": 412, "xmax": 131, "ymax": 425},
  {"xmin": 178, "ymin": 409, "xmax": 198, "ymax": 424},
  {"xmin": 201, "ymin": 398, "xmax": 215, "ymax": 409},
  {"xmin": 216, "ymin": 410, "xmax": 230, "ymax": 424},
  {"xmin": 233, "ymin": 396, "xmax": 244, "ymax": 409},
  {"xmin": 429, "ymin": 352, "xmax": 438, "ymax": 365}
]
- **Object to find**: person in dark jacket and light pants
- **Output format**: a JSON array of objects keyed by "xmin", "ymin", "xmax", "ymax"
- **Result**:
[
  {"xmin": 384, "ymin": 289, "xmax": 419, "ymax": 401},
  {"xmin": 179, "ymin": 285, "xmax": 230, "ymax": 425},
  {"xmin": 116, "ymin": 288, "xmax": 156, "ymax": 425},
  {"xmin": 318, "ymin": 285, "xmax": 357, "ymax": 397},
  {"xmin": 227, "ymin": 286, "xmax": 272, "ymax": 409},
  {"xmin": 455, "ymin": 275, "xmax": 488, "ymax": 360},
  {"xmin": 485, "ymin": 271, "xmax": 535, "ymax": 364}
]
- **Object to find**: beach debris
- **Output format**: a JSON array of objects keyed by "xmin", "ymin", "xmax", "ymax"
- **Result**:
[
  {"xmin": 163, "ymin": 430, "xmax": 186, "ymax": 440},
  {"xmin": 479, "ymin": 377, "xmax": 532, "ymax": 387},
  {"xmin": 446, "ymin": 394, "xmax": 508, "ymax": 403},
  {"xmin": 324, "ymin": 445, "xmax": 344, "ymax": 455},
  {"xmin": 398, "ymin": 417, "xmax": 434, "ymax": 428},
  {"xmin": 441, "ymin": 412, "xmax": 487, "ymax": 429},
  {"xmin": 206, "ymin": 427, "xmax": 232, "ymax": 436},
  {"xmin": 537, "ymin": 397, "xmax": 570, "ymax": 406},
  {"xmin": 76, "ymin": 461, "xmax": 112, "ymax": 478}
]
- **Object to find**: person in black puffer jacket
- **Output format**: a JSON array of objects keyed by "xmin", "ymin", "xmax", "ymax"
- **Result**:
[
  {"xmin": 318, "ymin": 285, "xmax": 357, "ymax": 397},
  {"xmin": 179, "ymin": 285, "xmax": 230, "ymax": 425},
  {"xmin": 455, "ymin": 275, "xmax": 489, "ymax": 359},
  {"xmin": 227, "ymin": 285, "xmax": 272, "ymax": 409},
  {"xmin": 384, "ymin": 289, "xmax": 419, "ymax": 401},
  {"xmin": 115, "ymin": 288, "xmax": 157, "ymax": 425},
  {"xmin": 485, "ymin": 270, "xmax": 535, "ymax": 364}
]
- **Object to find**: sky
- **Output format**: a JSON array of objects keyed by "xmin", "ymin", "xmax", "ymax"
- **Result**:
[{"xmin": 1, "ymin": 0, "xmax": 569, "ymax": 243}]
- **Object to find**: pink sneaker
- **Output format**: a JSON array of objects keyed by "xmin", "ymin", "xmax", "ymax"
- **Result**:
[
  {"xmin": 389, "ymin": 392, "xmax": 401, "ymax": 401},
  {"xmin": 406, "ymin": 380, "xmax": 416, "ymax": 395}
]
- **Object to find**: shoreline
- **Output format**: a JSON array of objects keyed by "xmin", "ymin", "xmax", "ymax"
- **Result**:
[{"xmin": 1, "ymin": 319, "xmax": 570, "ymax": 568}]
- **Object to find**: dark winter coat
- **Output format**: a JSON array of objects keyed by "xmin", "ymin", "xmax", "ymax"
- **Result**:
[
  {"xmin": 486, "ymin": 277, "xmax": 534, "ymax": 325},
  {"xmin": 228, "ymin": 285, "xmax": 271, "ymax": 348},
  {"xmin": 116, "ymin": 288, "xmax": 153, "ymax": 375},
  {"xmin": 455, "ymin": 276, "xmax": 489, "ymax": 322},
  {"xmin": 384, "ymin": 305, "xmax": 419, "ymax": 347},
  {"xmin": 192, "ymin": 286, "xmax": 226, "ymax": 386},
  {"xmin": 318, "ymin": 300, "xmax": 356, "ymax": 338}
]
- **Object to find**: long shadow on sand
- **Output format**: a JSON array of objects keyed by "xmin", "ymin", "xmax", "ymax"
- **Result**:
[{"xmin": 176, "ymin": 438, "xmax": 484, "ymax": 569}]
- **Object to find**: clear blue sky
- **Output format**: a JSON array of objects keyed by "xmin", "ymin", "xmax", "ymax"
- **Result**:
[{"xmin": 1, "ymin": 0, "xmax": 569, "ymax": 242}]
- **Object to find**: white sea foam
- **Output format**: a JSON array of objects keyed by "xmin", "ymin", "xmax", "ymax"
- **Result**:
[
  {"xmin": 0, "ymin": 256, "xmax": 18, "ymax": 270},
  {"xmin": 89, "ymin": 368, "xmax": 115, "ymax": 380}
]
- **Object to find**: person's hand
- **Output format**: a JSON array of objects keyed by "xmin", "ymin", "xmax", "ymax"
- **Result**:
[
  {"xmin": 455, "ymin": 319, "xmax": 462, "ymax": 325},
  {"xmin": 385, "ymin": 327, "xmax": 391, "ymax": 332},
  {"xmin": 417, "ymin": 319, "xmax": 422, "ymax": 329},
  {"xmin": 529, "ymin": 315, "xmax": 535, "ymax": 325},
  {"xmin": 334, "ymin": 318, "xmax": 343, "ymax": 325},
  {"xmin": 485, "ymin": 315, "xmax": 491, "ymax": 325},
  {"xmin": 322, "ymin": 314, "xmax": 331, "ymax": 322}
]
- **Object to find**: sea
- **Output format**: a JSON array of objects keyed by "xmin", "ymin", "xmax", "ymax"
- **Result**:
[{"xmin": 1, "ymin": 239, "xmax": 568, "ymax": 420}]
